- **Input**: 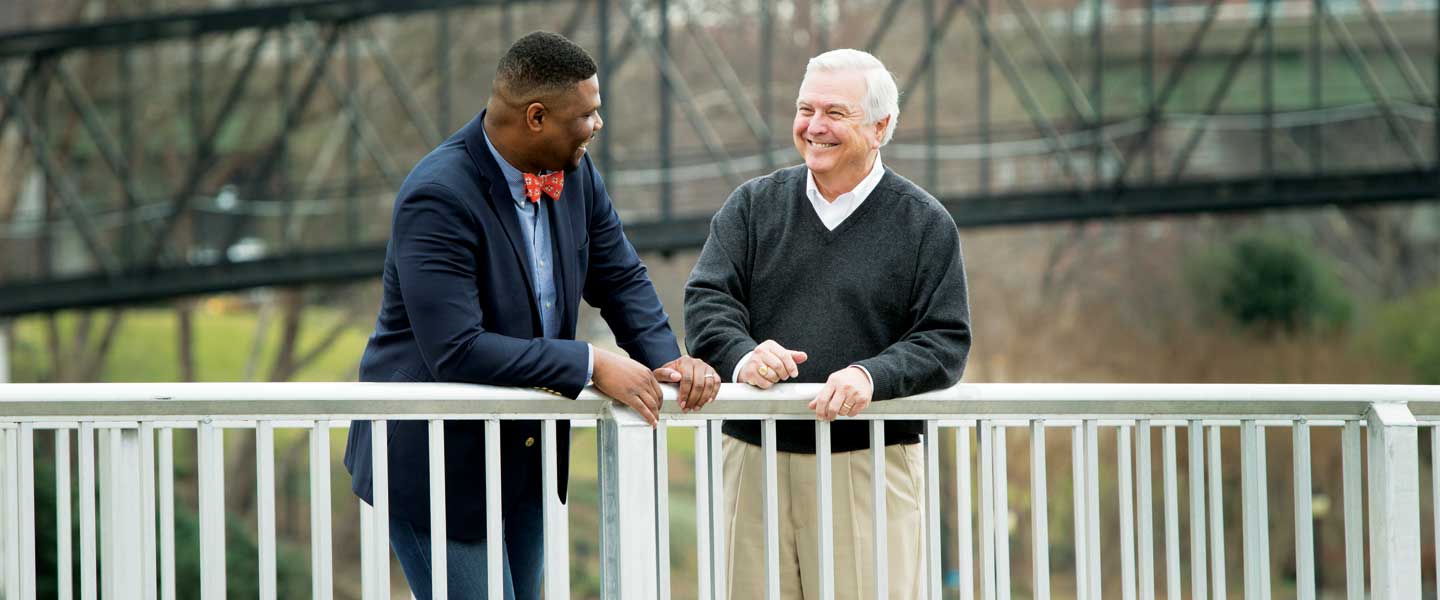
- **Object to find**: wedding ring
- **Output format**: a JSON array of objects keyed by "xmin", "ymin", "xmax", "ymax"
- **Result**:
[
  {"xmin": 703, "ymin": 374, "xmax": 717, "ymax": 380},
  {"xmin": 841, "ymin": 402, "xmax": 853, "ymax": 412}
]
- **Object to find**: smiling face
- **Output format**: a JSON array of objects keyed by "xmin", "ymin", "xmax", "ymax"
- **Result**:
[
  {"xmin": 792, "ymin": 69, "xmax": 889, "ymax": 189},
  {"xmin": 529, "ymin": 75, "xmax": 604, "ymax": 173}
]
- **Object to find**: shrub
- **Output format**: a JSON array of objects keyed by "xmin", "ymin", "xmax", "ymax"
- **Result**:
[{"xmin": 1186, "ymin": 233, "xmax": 1351, "ymax": 335}]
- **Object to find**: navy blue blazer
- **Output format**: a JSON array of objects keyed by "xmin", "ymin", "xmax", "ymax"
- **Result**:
[{"xmin": 344, "ymin": 111, "xmax": 681, "ymax": 541}]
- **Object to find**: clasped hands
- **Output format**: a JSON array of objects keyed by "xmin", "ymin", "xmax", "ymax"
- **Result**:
[
  {"xmin": 592, "ymin": 347, "xmax": 720, "ymax": 427},
  {"xmin": 737, "ymin": 339, "xmax": 872, "ymax": 421}
]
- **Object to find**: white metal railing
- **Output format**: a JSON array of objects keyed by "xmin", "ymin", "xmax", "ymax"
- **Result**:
[{"xmin": 2, "ymin": 382, "xmax": 1440, "ymax": 599}]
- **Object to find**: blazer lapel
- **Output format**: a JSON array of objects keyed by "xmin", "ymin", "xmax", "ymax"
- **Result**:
[{"xmin": 462, "ymin": 112, "xmax": 539, "ymax": 320}]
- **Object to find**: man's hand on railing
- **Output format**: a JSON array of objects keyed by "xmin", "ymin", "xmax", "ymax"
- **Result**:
[
  {"xmin": 654, "ymin": 356, "xmax": 721, "ymax": 412},
  {"xmin": 738, "ymin": 339, "xmax": 808, "ymax": 389},
  {"xmin": 809, "ymin": 366, "xmax": 873, "ymax": 421},
  {"xmin": 593, "ymin": 347, "xmax": 663, "ymax": 426}
]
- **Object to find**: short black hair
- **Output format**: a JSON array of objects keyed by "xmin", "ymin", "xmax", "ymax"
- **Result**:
[{"xmin": 494, "ymin": 31, "xmax": 598, "ymax": 101}]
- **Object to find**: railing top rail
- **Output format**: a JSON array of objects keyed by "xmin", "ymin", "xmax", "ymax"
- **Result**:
[{"xmin": 2, "ymin": 382, "xmax": 1438, "ymax": 421}]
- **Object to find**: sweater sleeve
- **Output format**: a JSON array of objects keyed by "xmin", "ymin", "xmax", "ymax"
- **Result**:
[
  {"xmin": 853, "ymin": 209, "xmax": 972, "ymax": 400},
  {"xmin": 683, "ymin": 185, "xmax": 758, "ymax": 380}
]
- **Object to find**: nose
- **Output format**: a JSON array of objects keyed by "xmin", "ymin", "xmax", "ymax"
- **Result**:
[{"xmin": 593, "ymin": 111, "xmax": 604, "ymax": 134}]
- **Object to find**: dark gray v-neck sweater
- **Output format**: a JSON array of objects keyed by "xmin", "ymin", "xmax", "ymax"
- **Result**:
[{"xmin": 684, "ymin": 165, "xmax": 972, "ymax": 453}]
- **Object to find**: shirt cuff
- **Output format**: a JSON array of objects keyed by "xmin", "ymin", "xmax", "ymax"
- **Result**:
[
  {"xmin": 732, "ymin": 350, "xmax": 757, "ymax": 383},
  {"xmin": 586, "ymin": 344, "xmax": 595, "ymax": 385}
]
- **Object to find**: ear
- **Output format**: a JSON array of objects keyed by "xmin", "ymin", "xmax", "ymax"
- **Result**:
[
  {"xmin": 871, "ymin": 115, "xmax": 891, "ymax": 147},
  {"xmin": 524, "ymin": 102, "xmax": 547, "ymax": 132}
]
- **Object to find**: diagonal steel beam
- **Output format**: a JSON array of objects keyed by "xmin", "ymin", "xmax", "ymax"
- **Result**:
[
  {"xmin": 212, "ymin": 26, "xmax": 344, "ymax": 260},
  {"xmin": 1320, "ymin": 0, "xmax": 1426, "ymax": 168},
  {"xmin": 1167, "ymin": 0, "xmax": 1276, "ymax": 182},
  {"xmin": 296, "ymin": 25, "xmax": 402, "ymax": 187},
  {"xmin": 964, "ymin": 0, "xmax": 1081, "ymax": 181},
  {"xmin": 897, "ymin": 0, "xmax": 963, "ymax": 115},
  {"xmin": 619, "ymin": 0, "xmax": 742, "ymax": 190},
  {"xmin": 862, "ymin": 0, "xmax": 911, "ymax": 54},
  {"xmin": 0, "ymin": 66, "xmax": 121, "ymax": 277},
  {"xmin": 685, "ymin": 15, "xmax": 771, "ymax": 149},
  {"xmin": 0, "ymin": 59, "xmax": 44, "ymax": 145},
  {"xmin": 360, "ymin": 24, "xmax": 443, "ymax": 146},
  {"xmin": 1355, "ymin": 0, "xmax": 1430, "ymax": 102},
  {"xmin": 140, "ymin": 29, "xmax": 274, "ymax": 268},
  {"xmin": 53, "ymin": 62, "xmax": 182, "ymax": 264},
  {"xmin": 1002, "ymin": 0, "xmax": 1126, "ymax": 175},
  {"xmin": 1110, "ymin": 0, "xmax": 1226, "ymax": 186}
]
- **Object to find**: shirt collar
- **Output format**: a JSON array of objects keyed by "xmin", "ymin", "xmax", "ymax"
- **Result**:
[
  {"xmin": 805, "ymin": 153, "xmax": 885, "ymax": 206},
  {"xmin": 481, "ymin": 123, "xmax": 528, "ymax": 207}
]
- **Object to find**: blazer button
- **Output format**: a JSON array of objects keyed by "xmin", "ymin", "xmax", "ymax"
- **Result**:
[{"xmin": 525, "ymin": 437, "xmax": 536, "ymax": 447}]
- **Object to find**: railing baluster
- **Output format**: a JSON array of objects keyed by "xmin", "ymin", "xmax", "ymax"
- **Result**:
[
  {"xmin": 927, "ymin": 420, "xmax": 944, "ymax": 600},
  {"xmin": 309, "ymin": 420, "xmax": 333, "ymax": 600},
  {"xmin": 197, "ymin": 420, "xmax": 226, "ymax": 599},
  {"xmin": 56, "ymin": 428, "xmax": 72, "ymax": 600},
  {"xmin": 599, "ymin": 404, "xmax": 660, "ymax": 597},
  {"xmin": 79, "ymin": 424, "xmax": 97, "ymax": 600},
  {"xmin": 1293, "ymin": 420, "xmax": 1315, "ymax": 600},
  {"xmin": 1161, "ymin": 426, "xmax": 1180, "ymax": 600},
  {"xmin": 1242, "ymin": 420, "xmax": 1262, "ymax": 600},
  {"xmin": 140, "ymin": 424, "xmax": 157, "ymax": 600},
  {"xmin": 158, "ymin": 427, "xmax": 175, "ymax": 600},
  {"xmin": 655, "ymin": 420, "xmax": 671, "ymax": 600},
  {"xmin": 707, "ymin": 421, "xmax": 726, "ymax": 600},
  {"xmin": 485, "ymin": 419, "xmax": 504, "ymax": 600},
  {"xmin": 1342, "ymin": 420, "xmax": 1365, "ymax": 600},
  {"xmin": 1206, "ymin": 425, "xmax": 1227, "ymax": 600},
  {"xmin": 1136, "ymin": 421, "xmax": 1155, "ymax": 600},
  {"xmin": 1188, "ymin": 420, "xmax": 1207, "ymax": 600},
  {"xmin": 1118, "ymin": 425, "xmax": 1136, "ymax": 600},
  {"xmin": 991, "ymin": 425, "xmax": 1009, "ymax": 600},
  {"xmin": 1432, "ymin": 426, "xmax": 1439, "ymax": 599},
  {"xmin": 369, "ymin": 420, "xmax": 390, "ymax": 597},
  {"xmin": 360, "ymin": 499, "xmax": 373, "ymax": 600},
  {"xmin": 695, "ymin": 426, "xmax": 713, "ymax": 600},
  {"xmin": 956, "ymin": 424, "xmax": 974, "ymax": 600},
  {"xmin": 431, "ymin": 419, "xmax": 451, "ymax": 600},
  {"xmin": 816, "ymin": 420, "xmax": 835, "ymax": 600},
  {"xmin": 981, "ymin": 423, "xmax": 995, "ymax": 600},
  {"xmin": 256, "ymin": 421, "xmax": 276, "ymax": 600},
  {"xmin": 1083, "ymin": 420, "xmax": 1101, "ymax": 600},
  {"xmin": 762, "ymin": 419, "xmax": 781, "ymax": 600},
  {"xmin": 1257, "ymin": 426, "xmax": 1271, "ymax": 598},
  {"xmin": 19, "ymin": 423, "xmax": 36, "ymax": 599},
  {"xmin": 871, "ymin": 420, "xmax": 888, "ymax": 600},
  {"xmin": 541, "ymin": 419, "xmax": 568, "ymax": 600},
  {"xmin": 98, "ymin": 428, "xmax": 112, "ymax": 598},
  {"xmin": 1, "ymin": 426, "xmax": 12, "ymax": 600},
  {"xmin": 1071, "ymin": 424, "xmax": 1087, "ymax": 600},
  {"xmin": 1030, "ymin": 420, "xmax": 1049, "ymax": 600}
]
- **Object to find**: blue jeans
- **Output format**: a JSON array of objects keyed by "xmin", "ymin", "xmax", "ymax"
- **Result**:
[{"xmin": 388, "ymin": 498, "xmax": 544, "ymax": 600}]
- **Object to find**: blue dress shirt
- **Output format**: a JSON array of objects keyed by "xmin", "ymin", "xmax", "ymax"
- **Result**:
[{"xmin": 483, "ymin": 128, "xmax": 593, "ymax": 382}]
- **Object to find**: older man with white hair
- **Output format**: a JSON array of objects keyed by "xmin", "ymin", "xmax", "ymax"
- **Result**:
[{"xmin": 684, "ymin": 49, "xmax": 972, "ymax": 599}]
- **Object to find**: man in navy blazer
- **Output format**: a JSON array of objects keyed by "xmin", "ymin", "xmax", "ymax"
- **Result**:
[{"xmin": 344, "ymin": 31, "xmax": 720, "ymax": 600}]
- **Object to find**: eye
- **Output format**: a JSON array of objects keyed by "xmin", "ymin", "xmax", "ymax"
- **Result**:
[
  {"xmin": 798, "ymin": 106, "xmax": 814, "ymax": 115},
  {"xmin": 829, "ymin": 110, "xmax": 845, "ymax": 118}
]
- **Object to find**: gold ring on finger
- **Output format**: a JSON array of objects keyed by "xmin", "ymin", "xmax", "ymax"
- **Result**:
[{"xmin": 758, "ymin": 365, "xmax": 770, "ymax": 377}]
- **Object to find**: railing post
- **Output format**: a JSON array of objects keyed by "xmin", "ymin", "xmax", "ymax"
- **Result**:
[
  {"xmin": 598, "ymin": 403, "xmax": 659, "ymax": 600},
  {"xmin": 1365, "ymin": 402, "xmax": 1423, "ymax": 599},
  {"xmin": 110, "ymin": 427, "xmax": 144, "ymax": 598}
]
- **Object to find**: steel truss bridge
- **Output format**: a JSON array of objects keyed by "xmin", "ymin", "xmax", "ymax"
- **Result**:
[{"xmin": 0, "ymin": 0, "xmax": 1436, "ymax": 316}]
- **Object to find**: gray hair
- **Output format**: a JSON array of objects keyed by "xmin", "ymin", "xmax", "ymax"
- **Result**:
[{"xmin": 803, "ymin": 49, "xmax": 901, "ymax": 146}]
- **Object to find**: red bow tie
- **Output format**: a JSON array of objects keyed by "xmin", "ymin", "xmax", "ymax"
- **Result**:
[{"xmin": 522, "ymin": 172, "xmax": 564, "ymax": 203}]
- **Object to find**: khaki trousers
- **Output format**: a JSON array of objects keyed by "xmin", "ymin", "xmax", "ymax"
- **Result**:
[{"xmin": 722, "ymin": 436, "xmax": 926, "ymax": 600}]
